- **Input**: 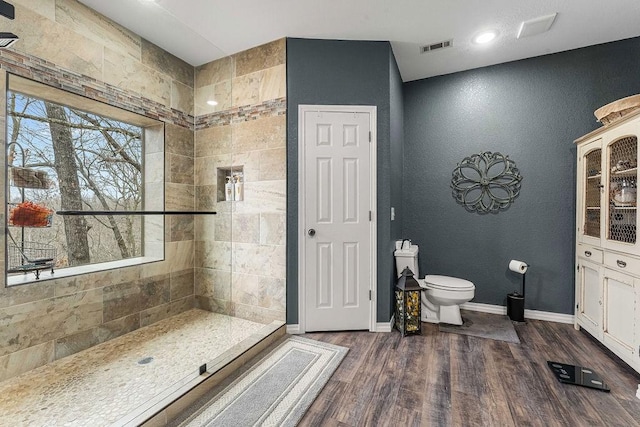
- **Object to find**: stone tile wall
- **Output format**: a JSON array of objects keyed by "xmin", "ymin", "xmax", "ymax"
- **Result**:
[
  {"xmin": 194, "ymin": 39, "xmax": 287, "ymax": 324},
  {"xmin": 0, "ymin": 0, "xmax": 196, "ymax": 382}
]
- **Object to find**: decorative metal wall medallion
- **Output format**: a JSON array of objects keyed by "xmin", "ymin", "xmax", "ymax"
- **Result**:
[{"xmin": 451, "ymin": 151, "xmax": 522, "ymax": 214}]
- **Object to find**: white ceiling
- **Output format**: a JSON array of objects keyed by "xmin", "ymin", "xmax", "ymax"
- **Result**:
[{"xmin": 77, "ymin": 0, "xmax": 640, "ymax": 82}]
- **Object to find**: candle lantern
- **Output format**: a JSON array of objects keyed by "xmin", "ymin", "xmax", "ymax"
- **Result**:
[{"xmin": 395, "ymin": 267, "xmax": 422, "ymax": 336}]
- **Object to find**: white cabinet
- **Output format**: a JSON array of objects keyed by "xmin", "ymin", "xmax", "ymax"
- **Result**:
[
  {"xmin": 575, "ymin": 110, "xmax": 640, "ymax": 374},
  {"xmin": 576, "ymin": 257, "xmax": 603, "ymax": 340}
]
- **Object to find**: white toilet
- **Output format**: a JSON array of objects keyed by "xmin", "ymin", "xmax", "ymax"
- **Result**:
[{"xmin": 394, "ymin": 241, "xmax": 475, "ymax": 325}]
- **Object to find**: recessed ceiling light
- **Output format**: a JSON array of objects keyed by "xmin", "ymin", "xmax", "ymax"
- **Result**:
[
  {"xmin": 473, "ymin": 31, "xmax": 498, "ymax": 44},
  {"xmin": 206, "ymin": 100, "xmax": 218, "ymax": 106}
]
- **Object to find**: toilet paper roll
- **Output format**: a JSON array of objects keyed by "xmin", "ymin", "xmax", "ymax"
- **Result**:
[{"xmin": 509, "ymin": 259, "xmax": 528, "ymax": 274}]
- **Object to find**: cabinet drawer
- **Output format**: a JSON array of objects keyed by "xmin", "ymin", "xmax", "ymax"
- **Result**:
[
  {"xmin": 577, "ymin": 244, "xmax": 603, "ymax": 263},
  {"xmin": 603, "ymin": 252, "xmax": 640, "ymax": 275}
]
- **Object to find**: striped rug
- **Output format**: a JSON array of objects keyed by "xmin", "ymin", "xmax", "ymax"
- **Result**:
[{"xmin": 170, "ymin": 336, "xmax": 348, "ymax": 427}]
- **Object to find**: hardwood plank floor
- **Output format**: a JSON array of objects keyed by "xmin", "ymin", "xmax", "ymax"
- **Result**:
[{"xmin": 299, "ymin": 313, "xmax": 640, "ymax": 427}]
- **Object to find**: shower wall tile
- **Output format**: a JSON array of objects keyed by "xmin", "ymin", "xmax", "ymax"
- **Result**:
[
  {"xmin": 103, "ymin": 48, "xmax": 172, "ymax": 107},
  {"xmin": 0, "ymin": 289, "xmax": 103, "ymax": 357},
  {"xmin": 141, "ymin": 38, "xmax": 194, "ymax": 88},
  {"xmin": 231, "ymin": 72, "xmax": 261, "ymax": 108},
  {"xmin": 231, "ymin": 64, "xmax": 286, "ymax": 108},
  {"xmin": 232, "ymin": 115, "xmax": 286, "ymax": 152},
  {"xmin": 165, "ymin": 183, "xmax": 195, "ymax": 210},
  {"xmin": 233, "ymin": 302, "xmax": 284, "ymax": 324},
  {"xmin": 233, "ymin": 39, "xmax": 285, "ymax": 78},
  {"xmin": 12, "ymin": 0, "xmax": 56, "ymax": 19},
  {"xmin": 195, "ymin": 124, "xmax": 232, "ymax": 158},
  {"xmin": 234, "ymin": 180, "xmax": 286, "ymax": 214},
  {"xmin": 167, "ymin": 240, "xmax": 195, "ymax": 272},
  {"xmin": 195, "ymin": 154, "xmax": 232, "ymax": 186},
  {"xmin": 196, "ymin": 241, "xmax": 232, "ymax": 272},
  {"xmin": 166, "ymin": 122, "xmax": 195, "ymax": 157},
  {"xmin": 259, "ymin": 148, "xmax": 286, "ymax": 181},
  {"xmin": 232, "ymin": 274, "xmax": 286, "ymax": 312},
  {"xmin": 7, "ymin": 4, "xmax": 103, "ymax": 80},
  {"xmin": 231, "ymin": 214, "xmax": 261, "ymax": 244},
  {"xmin": 139, "ymin": 296, "xmax": 194, "ymax": 327},
  {"xmin": 54, "ymin": 313, "xmax": 140, "ymax": 360},
  {"xmin": 232, "ymin": 150, "xmax": 260, "ymax": 183},
  {"xmin": 0, "ymin": 341, "xmax": 54, "ymax": 383},
  {"xmin": 168, "ymin": 153, "xmax": 194, "ymax": 185},
  {"xmin": 195, "ymin": 81, "xmax": 232, "ymax": 116},
  {"xmin": 195, "ymin": 295, "xmax": 232, "ymax": 316},
  {"xmin": 172, "ymin": 80, "xmax": 195, "ymax": 116},
  {"xmin": 196, "ymin": 56, "xmax": 233, "ymax": 88},
  {"xmin": 260, "ymin": 213, "xmax": 286, "ymax": 246},
  {"xmin": 103, "ymin": 276, "xmax": 170, "ymax": 323},
  {"xmin": 169, "ymin": 214, "xmax": 194, "ymax": 242},
  {"xmin": 195, "ymin": 216, "xmax": 217, "ymax": 241},
  {"xmin": 56, "ymin": 0, "xmax": 142, "ymax": 61},
  {"xmin": 55, "ymin": 267, "xmax": 141, "ymax": 297},
  {"xmin": 171, "ymin": 270, "xmax": 195, "ymax": 301},
  {"xmin": 259, "ymin": 64, "xmax": 287, "ymax": 103},
  {"xmin": 195, "ymin": 268, "xmax": 231, "ymax": 301},
  {"xmin": 232, "ymin": 243, "xmax": 285, "ymax": 279},
  {"xmin": 0, "ymin": 280, "xmax": 55, "ymax": 309},
  {"xmin": 195, "ymin": 185, "xmax": 220, "ymax": 212},
  {"xmin": 214, "ymin": 212, "xmax": 232, "ymax": 242}
]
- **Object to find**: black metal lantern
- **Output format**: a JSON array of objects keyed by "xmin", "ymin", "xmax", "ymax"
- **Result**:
[{"xmin": 395, "ymin": 267, "xmax": 422, "ymax": 336}]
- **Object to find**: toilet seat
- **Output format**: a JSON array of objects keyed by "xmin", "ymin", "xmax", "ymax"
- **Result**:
[{"xmin": 423, "ymin": 275, "xmax": 475, "ymax": 291}]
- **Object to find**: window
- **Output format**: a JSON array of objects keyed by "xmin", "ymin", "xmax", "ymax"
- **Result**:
[{"xmin": 5, "ymin": 75, "xmax": 165, "ymax": 285}]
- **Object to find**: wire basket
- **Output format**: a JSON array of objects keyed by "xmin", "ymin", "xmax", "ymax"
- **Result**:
[
  {"xmin": 7, "ymin": 240, "xmax": 56, "ymax": 278},
  {"xmin": 9, "ymin": 167, "xmax": 52, "ymax": 189},
  {"xmin": 8, "ymin": 202, "xmax": 53, "ymax": 227}
]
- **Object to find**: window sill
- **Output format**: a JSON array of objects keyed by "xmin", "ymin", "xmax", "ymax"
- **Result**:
[{"xmin": 6, "ymin": 256, "xmax": 164, "ymax": 287}]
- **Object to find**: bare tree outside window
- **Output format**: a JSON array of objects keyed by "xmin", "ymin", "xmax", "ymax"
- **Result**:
[{"xmin": 7, "ymin": 91, "xmax": 143, "ymax": 272}]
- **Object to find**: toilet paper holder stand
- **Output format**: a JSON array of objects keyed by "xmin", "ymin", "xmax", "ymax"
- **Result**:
[{"xmin": 507, "ymin": 261, "xmax": 528, "ymax": 322}]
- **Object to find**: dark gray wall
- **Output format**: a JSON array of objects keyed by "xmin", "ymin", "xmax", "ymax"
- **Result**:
[
  {"xmin": 403, "ymin": 37, "xmax": 640, "ymax": 314},
  {"xmin": 286, "ymin": 38, "xmax": 403, "ymax": 324}
]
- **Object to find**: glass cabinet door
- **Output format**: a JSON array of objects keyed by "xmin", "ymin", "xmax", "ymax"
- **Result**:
[
  {"xmin": 607, "ymin": 135, "xmax": 637, "ymax": 247},
  {"xmin": 584, "ymin": 148, "xmax": 602, "ymax": 239}
]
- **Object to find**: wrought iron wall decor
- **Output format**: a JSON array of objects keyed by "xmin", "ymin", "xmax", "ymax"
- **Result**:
[{"xmin": 451, "ymin": 151, "xmax": 522, "ymax": 214}]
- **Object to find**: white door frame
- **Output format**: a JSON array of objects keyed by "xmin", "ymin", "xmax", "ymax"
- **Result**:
[{"xmin": 297, "ymin": 104, "xmax": 377, "ymax": 333}]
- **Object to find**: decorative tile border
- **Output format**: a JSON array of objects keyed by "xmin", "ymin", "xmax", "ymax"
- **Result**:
[
  {"xmin": 195, "ymin": 97, "xmax": 286, "ymax": 129},
  {"xmin": 0, "ymin": 49, "xmax": 194, "ymax": 129}
]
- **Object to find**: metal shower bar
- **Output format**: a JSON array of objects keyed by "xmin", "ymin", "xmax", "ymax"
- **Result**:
[{"xmin": 56, "ymin": 210, "xmax": 217, "ymax": 216}]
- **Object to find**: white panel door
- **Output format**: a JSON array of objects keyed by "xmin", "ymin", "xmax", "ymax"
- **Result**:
[{"xmin": 303, "ymin": 109, "xmax": 372, "ymax": 331}]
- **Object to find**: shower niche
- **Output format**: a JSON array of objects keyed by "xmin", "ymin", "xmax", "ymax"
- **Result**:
[{"xmin": 217, "ymin": 166, "xmax": 244, "ymax": 202}]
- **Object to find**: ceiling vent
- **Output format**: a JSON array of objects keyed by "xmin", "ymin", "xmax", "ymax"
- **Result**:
[
  {"xmin": 517, "ymin": 13, "xmax": 557, "ymax": 39},
  {"xmin": 420, "ymin": 39, "xmax": 453, "ymax": 53}
]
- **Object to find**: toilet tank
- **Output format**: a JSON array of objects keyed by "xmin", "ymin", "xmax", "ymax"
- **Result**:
[{"xmin": 394, "ymin": 243, "xmax": 419, "ymax": 278}]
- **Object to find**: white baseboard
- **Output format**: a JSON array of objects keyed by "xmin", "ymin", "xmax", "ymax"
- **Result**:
[
  {"xmin": 286, "ymin": 324, "xmax": 301, "ymax": 334},
  {"xmin": 286, "ymin": 319, "xmax": 396, "ymax": 334},
  {"xmin": 375, "ymin": 314, "xmax": 394, "ymax": 333},
  {"xmin": 460, "ymin": 302, "xmax": 575, "ymax": 324}
]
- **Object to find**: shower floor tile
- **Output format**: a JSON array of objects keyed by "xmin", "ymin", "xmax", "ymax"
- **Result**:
[{"xmin": 0, "ymin": 309, "xmax": 272, "ymax": 426}]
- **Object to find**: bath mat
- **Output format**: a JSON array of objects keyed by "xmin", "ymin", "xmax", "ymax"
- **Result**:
[
  {"xmin": 169, "ymin": 336, "xmax": 348, "ymax": 427},
  {"xmin": 438, "ymin": 310, "xmax": 521, "ymax": 344}
]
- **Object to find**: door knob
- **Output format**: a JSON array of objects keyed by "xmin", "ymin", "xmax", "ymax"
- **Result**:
[{"xmin": 308, "ymin": 229, "xmax": 316, "ymax": 237}]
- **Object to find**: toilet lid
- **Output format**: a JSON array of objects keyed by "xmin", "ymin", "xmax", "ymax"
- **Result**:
[{"xmin": 423, "ymin": 275, "xmax": 475, "ymax": 291}]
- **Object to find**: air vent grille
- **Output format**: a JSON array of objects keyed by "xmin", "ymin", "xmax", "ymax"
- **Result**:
[{"xmin": 420, "ymin": 39, "xmax": 453, "ymax": 53}]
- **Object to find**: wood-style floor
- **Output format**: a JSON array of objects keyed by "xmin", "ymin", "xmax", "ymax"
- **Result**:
[{"xmin": 300, "ymin": 313, "xmax": 640, "ymax": 427}]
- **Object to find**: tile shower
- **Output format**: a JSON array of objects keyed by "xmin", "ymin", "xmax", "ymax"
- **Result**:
[{"xmin": 0, "ymin": 0, "xmax": 286, "ymax": 422}]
